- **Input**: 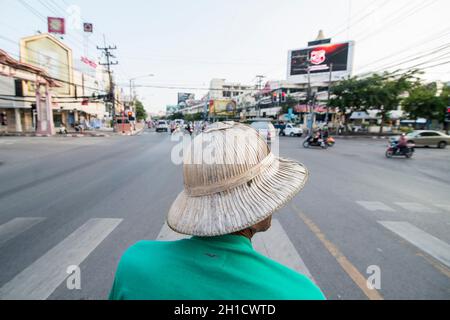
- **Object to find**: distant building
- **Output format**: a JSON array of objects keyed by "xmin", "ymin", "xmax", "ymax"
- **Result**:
[{"xmin": 209, "ymin": 79, "xmax": 253, "ymax": 100}]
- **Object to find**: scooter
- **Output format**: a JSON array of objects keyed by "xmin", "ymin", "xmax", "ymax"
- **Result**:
[
  {"xmin": 326, "ymin": 136, "xmax": 335, "ymax": 147},
  {"xmin": 385, "ymin": 142, "xmax": 415, "ymax": 159},
  {"xmin": 303, "ymin": 136, "xmax": 328, "ymax": 149}
]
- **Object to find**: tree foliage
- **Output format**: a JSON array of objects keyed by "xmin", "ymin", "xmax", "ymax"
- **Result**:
[
  {"xmin": 134, "ymin": 100, "xmax": 147, "ymax": 121},
  {"xmin": 329, "ymin": 71, "xmax": 417, "ymax": 133},
  {"xmin": 402, "ymin": 82, "xmax": 446, "ymax": 125}
]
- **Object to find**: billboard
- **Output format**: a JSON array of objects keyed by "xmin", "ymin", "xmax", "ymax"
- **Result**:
[
  {"xmin": 20, "ymin": 34, "xmax": 73, "ymax": 96},
  {"xmin": 209, "ymin": 100, "xmax": 236, "ymax": 117},
  {"xmin": 178, "ymin": 93, "xmax": 195, "ymax": 105},
  {"xmin": 287, "ymin": 41, "xmax": 354, "ymax": 84}
]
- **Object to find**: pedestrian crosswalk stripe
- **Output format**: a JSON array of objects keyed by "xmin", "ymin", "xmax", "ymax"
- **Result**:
[
  {"xmin": 394, "ymin": 202, "xmax": 439, "ymax": 214},
  {"xmin": 0, "ymin": 217, "xmax": 45, "ymax": 247},
  {"xmin": 156, "ymin": 223, "xmax": 187, "ymax": 241},
  {"xmin": 379, "ymin": 221, "xmax": 450, "ymax": 268},
  {"xmin": 0, "ymin": 218, "xmax": 122, "ymax": 300},
  {"xmin": 253, "ymin": 219, "xmax": 315, "ymax": 282},
  {"xmin": 156, "ymin": 219, "xmax": 314, "ymax": 282},
  {"xmin": 356, "ymin": 201, "xmax": 395, "ymax": 212}
]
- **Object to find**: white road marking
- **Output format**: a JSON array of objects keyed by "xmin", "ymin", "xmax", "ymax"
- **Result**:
[
  {"xmin": 0, "ymin": 218, "xmax": 122, "ymax": 300},
  {"xmin": 356, "ymin": 201, "xmax": 395, "ymax": 212},
  {"xmin": 156, "ymin": 219, "xmax": 315, "ymax": 282},
  {"xmin": 379, "ymin": 221, "xmax": 450, "ymax": 268},
  {"xmin": 157, "ymin": 223, "xmax": 188, "ymax": 241},
  {"xmin": 395, "ymin": 202, "xmax": 439, "ymax": 214},
  {"xmin": 0, "ymin": 218, "xmax": 45, "ymax": 247},
  {"xmin": 253, "ymin": 219, "xmax": 315, "ymax": 282}
]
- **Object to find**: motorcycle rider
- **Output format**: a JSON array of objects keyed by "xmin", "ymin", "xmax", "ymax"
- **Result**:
[{"xmin": 396, "ymin": 133, "xmax": 408, "ymax": 154}]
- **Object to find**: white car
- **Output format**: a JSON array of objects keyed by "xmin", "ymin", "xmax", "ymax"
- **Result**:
[
  {"xmin": 283, "ymin": 123, "xmax": 303, "ymax": 137},
  {"xmin": 156, "ymin": 120, "xmax": 169, "ymax": 132},
  {"xmin": 251, "ymin": 120, "xmax": 277, "ymax": 144}
]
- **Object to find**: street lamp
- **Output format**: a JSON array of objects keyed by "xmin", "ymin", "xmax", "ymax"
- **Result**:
[{"xmin": 129, "ymin": 74, "xmax": 154, "ymax": 112}]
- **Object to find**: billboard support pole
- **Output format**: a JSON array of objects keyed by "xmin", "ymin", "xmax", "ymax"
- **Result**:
[
  {"xmin": 307, "ymin": 65, "xmax": 314, "ymax": 135},
  {"xmin": 326, "ymin": 63, "xmax": 333, "ymax": 126}
]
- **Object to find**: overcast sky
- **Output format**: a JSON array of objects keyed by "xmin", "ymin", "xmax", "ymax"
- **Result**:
[{"xmin": 1, "ymin": 0, "xmax": 449, "ymax": 113}]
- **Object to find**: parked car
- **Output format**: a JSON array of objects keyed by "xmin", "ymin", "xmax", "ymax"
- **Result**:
[
  {"xmin": 282, "ymin": 123, "xmax": 303, "ymax": 137},
  {"xmin": 391, "ymin": 130, "xmax": 450, "ymax": 149},
  {"xmin": 250, "ymin": 119, "xmax": 277, "ymax": 144},
  {"xmin": 156, "ymin": 120, "xmax": 169, "ymax": 132}
]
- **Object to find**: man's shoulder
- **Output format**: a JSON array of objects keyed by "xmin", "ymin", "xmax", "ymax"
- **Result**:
[
  {"xmin": 252, "ymin": 251, "xmax": 326, "ymax": 299},
  {"xmin": 121, "ymin": 240, "xmax": 183, "ymax": 259}
]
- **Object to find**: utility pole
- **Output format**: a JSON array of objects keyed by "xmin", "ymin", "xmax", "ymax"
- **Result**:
[
  {"xmin": 256, "ymin": 75, "xmax": 265, "ymax": 118},
  {"xmin": 97, "ymin": 41, "xmax": 118, "ymax": 132},
  {"xmin": 301, "ymin": 55, "xmax": 314, "ymax": 135},
  {"xmin": 326, "ymin": 63, "xmax": 333, "ymax": 126}
]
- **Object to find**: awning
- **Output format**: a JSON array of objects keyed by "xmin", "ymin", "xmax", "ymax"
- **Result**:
[{"xmin": 350, "ymin": 111, "xmax": 378, "ymax": 120}]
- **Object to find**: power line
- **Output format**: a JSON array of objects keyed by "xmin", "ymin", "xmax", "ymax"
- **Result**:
[
  {"xmin": 330, "ymin": 0, "xmax": 390, "ymax": 39},
  {"xmin": 356, "ymin": 27, "xmax": 450, "ymax": 72},
  {"xmin": 368, "ymin": 43, "xmax": 450, "ymax": 74},
  {"xmin": 313, "ymin": 0, "xmax": 439, "ymax": 78}
]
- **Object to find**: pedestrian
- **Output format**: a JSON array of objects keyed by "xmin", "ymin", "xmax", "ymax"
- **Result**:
[{"xmin": 109, "ymin": 122, "xmax": 325, "ymax": 300}]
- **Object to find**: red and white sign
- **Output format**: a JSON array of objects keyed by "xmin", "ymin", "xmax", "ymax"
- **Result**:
[
  {"xmin": 81, "ymin": 56, "xmax": 97, "ymax": 69},
  {"xmin": 47, "ymin": 17, "xmax": 65, "ymax": 35},
  {"xmin": 310, "ymin": 49, "xmax": 326, "ymax": 65}
]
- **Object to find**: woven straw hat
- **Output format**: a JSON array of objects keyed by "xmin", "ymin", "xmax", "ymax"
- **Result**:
[{"xmin": 167, "ymin": 122, "xmax": 309, "ymax": 237}]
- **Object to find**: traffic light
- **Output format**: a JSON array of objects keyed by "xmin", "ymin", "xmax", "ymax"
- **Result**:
[
  {"xmin": 272, "ymin": 92, "xmax": 278, "ymax": 103},
  {"xmin": 446, "ymin": 106, "xmax": 450, "ymax": 123},
  {"xmin": 281, "ymin": 92, "xmax": 287, "ymax": 103}
]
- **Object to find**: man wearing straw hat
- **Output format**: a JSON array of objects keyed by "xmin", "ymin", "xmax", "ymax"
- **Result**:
[{"xmin": 109, "ymin": 122, "xmax": 325, "ymax": 300}]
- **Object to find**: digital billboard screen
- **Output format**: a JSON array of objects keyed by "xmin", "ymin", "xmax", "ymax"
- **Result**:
[
  {"xmin": 178, "ymin": 93, "xmax": 195, "ymax": 105},
  {"xmin": 287, "ymin": 41, "xmax": 354, "ymax": 84}
]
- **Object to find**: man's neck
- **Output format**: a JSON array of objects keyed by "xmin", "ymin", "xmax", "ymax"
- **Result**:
[{"xmin": 232, "ymin": 228, "xmax": 255, "ymax": 240}]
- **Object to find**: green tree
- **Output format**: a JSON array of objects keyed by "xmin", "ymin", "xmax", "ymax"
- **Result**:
[
  {"xmin": 168, "ymin": 112, "xmax": 184, "ymax": 120},
  {"xmin": 365, "ymin": 72, "xmax": 415, "ymax": 134},
  {"xmin": 329, "ymin": 76, "xmax": 370, "ymax": 131},
  {"xmin": 134, "ymin": 100, "xmax": 148, "ymax": 121},
  {"xmin": 402, "ymin": 82, "xmax": 446, "ymax": 129},
  {"xmin": 330, "ymin": 71, "xmax": 416, "ymax": 134}
]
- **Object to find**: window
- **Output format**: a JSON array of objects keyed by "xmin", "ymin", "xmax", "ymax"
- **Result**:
[{"xmin": 421, "ymin": 132, "xmax": 439, "ymax": 137}]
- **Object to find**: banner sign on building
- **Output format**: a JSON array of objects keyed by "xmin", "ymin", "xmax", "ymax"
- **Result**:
[
  {"xmin": 209, "ymin": 100, "xmax": 236, "ymax": 117},
  {"xmin": 20, "ymin": 34, "xmax": 73, "ymax": 96},
  {"xmin": 287, "ymin": 41, "xmax": 354, "ymax": 84},
  {"xmin": 81, "ymin": 56, "xmax": 97, "ymax": 69},
  {"xmin": 47, "ymin": 17, "xmax": 65, "ymax": 35}
]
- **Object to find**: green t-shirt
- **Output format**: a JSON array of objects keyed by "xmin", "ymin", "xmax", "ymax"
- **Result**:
[{"xmin": 109, "ymin": 235, "xmax": 325, "ymax": 300}]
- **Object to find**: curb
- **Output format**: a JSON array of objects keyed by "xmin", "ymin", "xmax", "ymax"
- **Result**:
[{"xmin": 0, "ymin": 133, "xmax": 109, "ymax": 138}]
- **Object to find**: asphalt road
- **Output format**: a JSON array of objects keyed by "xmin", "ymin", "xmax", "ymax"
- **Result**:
[{"xmin": 0, "ymin": 131, "xmax": 449, "ymax": 300}]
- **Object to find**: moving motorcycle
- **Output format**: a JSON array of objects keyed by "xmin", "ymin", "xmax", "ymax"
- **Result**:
[
  {"xmin": 303, "ymin": 136, "xmax": 328, "ymax": 149},
  {"xmin": 385, "ymin": 142, "xmax": 415, "ymax": 159},
  {"xmin": 326, "ymin": 136, "xmax": 335, "ymax": 147}
]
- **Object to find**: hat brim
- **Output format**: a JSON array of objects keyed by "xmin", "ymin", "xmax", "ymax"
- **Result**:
[{"xmin": 167, "ymin": 157, "xmax": 309, "ymax": 237}]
